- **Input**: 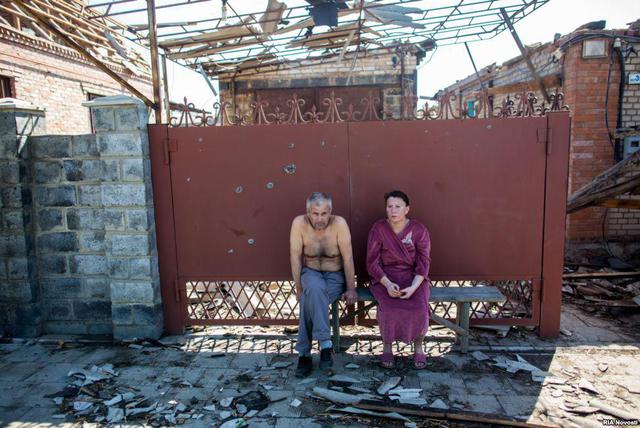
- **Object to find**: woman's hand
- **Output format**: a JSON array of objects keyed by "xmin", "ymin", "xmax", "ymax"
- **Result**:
[
  {"xmin": 399, "ymin": 285, "xmax": 417, "ymax": 299},
  {"xmin": 385, "ymin": 282, "xmax": 402, "ymax": 298}
]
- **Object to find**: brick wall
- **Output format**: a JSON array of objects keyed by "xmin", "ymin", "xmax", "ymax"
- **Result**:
[
  {"xmin": 441, "ymin": 31, "xmax": 640, "ymax": 250},
  {"xmin": 607, "ymin": 41, "xmax": 640, "ymax": 241},
  {"xmin": 218, "ymin": 48, "xmax": 418, "ymax": 120},
  {"xmin": 0, "ymin": 26, "xmax": 153, "ymax": 135}
]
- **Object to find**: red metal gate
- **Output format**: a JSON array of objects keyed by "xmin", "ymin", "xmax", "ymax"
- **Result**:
[{"xmin": 149, "ymin": 101, "xmax": 570, "ymax": 337}]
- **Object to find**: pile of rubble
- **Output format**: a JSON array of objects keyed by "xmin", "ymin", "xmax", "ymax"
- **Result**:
[{"xmin": 562, "ymin": 266, "xmax": 640, "ymax": 315}]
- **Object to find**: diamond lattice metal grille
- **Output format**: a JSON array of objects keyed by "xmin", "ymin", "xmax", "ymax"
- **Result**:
[
  {"xmin": 184, "ymin": 279, "xmax": 534, "ymax": 325},
  {"xmin": 357, "ymin": 279, "xmax": 535, "ymax": 327}
]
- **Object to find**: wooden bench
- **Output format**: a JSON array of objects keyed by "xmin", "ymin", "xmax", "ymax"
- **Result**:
[{"xmin": 331, "ymin": 286, "xmax": 506, "ymax": 353}]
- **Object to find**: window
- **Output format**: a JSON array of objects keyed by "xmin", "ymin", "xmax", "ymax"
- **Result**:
[{"xmin": 1, "ymin": 76, "xmax": 13, "ymax": 98}]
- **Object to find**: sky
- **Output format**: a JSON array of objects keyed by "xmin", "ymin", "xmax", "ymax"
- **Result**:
[{"xmin": 99, "ymin": 0, "xmax": 640, "ymax": 107}]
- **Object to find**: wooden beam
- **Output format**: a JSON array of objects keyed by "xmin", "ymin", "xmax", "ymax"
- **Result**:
[
  {"xmin": 161, "ymin": 54, "xmax": 170, "ymax": 124},
  {"xmin": 567, "ymin": 150, "xmax": 640, "ymax": 213},
  {"xmin": 563, "ymin": 271, "xmax": 640, "ymax": 280},
  {"xmin": 15, "ymin": 1, "xmax": 118, "ymax": 53},
  {"xmin": 146, "ymin": 0, "xmax": 162, "ymax": 124},
  {"xmin": 15, "ymin": 0, "xmax": 155, "ymax": 108},
  {"xmin": 159, "ymin": 17, "xmax": 259, "ymax": 49},
  {"xmin": 354, "ymin": 402, "xmax": 552, "ymax": 428},
  {"xmin": 594, "ymin": 198, "xmax": 640, "ymax": 209},
  {"xmin": 20, "ymin": 0, "xmax": 114, "ymax": 47}
]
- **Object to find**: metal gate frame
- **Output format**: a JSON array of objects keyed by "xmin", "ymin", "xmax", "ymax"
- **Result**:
[{"xmin": 149, "ymin": 109, "xmax": 569, "ymax": 338}]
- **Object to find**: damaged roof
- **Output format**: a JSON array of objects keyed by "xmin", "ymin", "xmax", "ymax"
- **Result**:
[
  {"xmin": 83, "ymin": 0, "xmax": 550, "ymax": 76},
  {"xmin": 1, "ymin": 0, "xmax": 151, "ymax": 77}
]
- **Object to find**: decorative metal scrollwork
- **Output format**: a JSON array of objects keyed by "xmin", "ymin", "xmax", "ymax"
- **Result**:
[{"xmin": 170, "ymin": 88, "xmax": 569, "ymax": 127}]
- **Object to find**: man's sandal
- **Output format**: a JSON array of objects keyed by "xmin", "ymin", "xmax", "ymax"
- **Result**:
[
  {"xmin": 413, "ymin": 352, "xmax": 427, "ymax": 370},
  {"xmin": 380, "ymin": 352, "xmax": 394, "ymax": 369}
]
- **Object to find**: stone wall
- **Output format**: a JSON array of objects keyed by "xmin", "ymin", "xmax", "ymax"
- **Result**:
[
  {"xmin": 0, "ymin": 96, "xmax": 162, "ymax": 339},
  {"xmin": 0, "ymin": 100, "xmax": 46, "ymax": 337}
]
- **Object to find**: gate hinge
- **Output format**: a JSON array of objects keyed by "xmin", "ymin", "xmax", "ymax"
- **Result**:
[
  {"xmin": 537, "ymin": 128, "xmax": 553, "ymax": 155},
  {"xmin": 163, "ymin": 138, "xmax": 178, "ymax": 165}
]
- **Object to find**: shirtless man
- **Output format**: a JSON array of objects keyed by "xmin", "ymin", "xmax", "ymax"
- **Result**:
[{"xmin": 290, "ymin": 192, "xmax": 358, "ymax": 377}]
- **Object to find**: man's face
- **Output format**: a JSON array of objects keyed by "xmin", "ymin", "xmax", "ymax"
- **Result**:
[{"xmin": 307, "ymin": 202, "xmax": 331, "ymax": 230}]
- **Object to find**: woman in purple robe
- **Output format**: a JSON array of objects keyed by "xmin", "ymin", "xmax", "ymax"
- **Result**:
[{"xmin": 366, "ymin": 190, "xmax": 431, "ymax": 369}]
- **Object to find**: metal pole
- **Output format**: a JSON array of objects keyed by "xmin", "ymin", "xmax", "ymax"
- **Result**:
[
  {"xmin": 197, "ymin": 65, "xmax": 218, "ymax": 97},
  {"xmin": 161, "ymin": 54, "xmax": 171, "ymax": 124},
  {"xmin": 500, "ymin": 8, "xmax": 550, "ymax": 103},
  {"xmin": 464, "ymin": 42, "xmax": 487, "ymax": 92},
  {"xmin": 147, "ymin": 0, "xmax": 162, "ymax": 124}
]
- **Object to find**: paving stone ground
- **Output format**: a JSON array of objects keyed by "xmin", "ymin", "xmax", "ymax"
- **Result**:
[{"xmin": 0, "ymin": 302, "xmax": 639, "ymax": 427}]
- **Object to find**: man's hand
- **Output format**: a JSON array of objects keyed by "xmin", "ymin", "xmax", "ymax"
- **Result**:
[
  {"xmin": 295, "ymin": 285, "xmax": 303, "ymax": 302},
  {"xmin": 399, "ymin": 285, "xmax": 417, "ymax": 299},
  {"xmin": 342, "ymin": 288, "xmax": 358, "ymax": 305},
  {"xmin": 385, "ymin": 282, "xmax": 402, "ymax": 298}
]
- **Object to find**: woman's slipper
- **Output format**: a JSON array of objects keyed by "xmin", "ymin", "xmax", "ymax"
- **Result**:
[
  {"xmin": 413, "ymin": 352, "xmax": 427, "ymax": 370},
  {"xmin": 380, "ymin": 352, "xmax": 394, "ymax": 369}
]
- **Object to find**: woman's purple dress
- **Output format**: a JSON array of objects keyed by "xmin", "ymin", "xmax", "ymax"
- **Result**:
[{"xmin": 367, "ymin": 219, "xmax": 431, "ymax": 343}]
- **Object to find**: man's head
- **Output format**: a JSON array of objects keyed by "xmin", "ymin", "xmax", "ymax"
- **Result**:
[{"xmin": 306, "ymin": 192, "xmax": 332, "ymax": 230}]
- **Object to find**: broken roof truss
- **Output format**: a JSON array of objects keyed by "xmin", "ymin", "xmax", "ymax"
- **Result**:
[{"xmin": 84, "ymin": 0, "xmax": 550, "ymax": 76}]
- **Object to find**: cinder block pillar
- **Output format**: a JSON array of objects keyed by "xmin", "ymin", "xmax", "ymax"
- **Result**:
[
  {"xmin": 0, "ymin": 99, "xmax": 46, "ymax": 337},
  {"xmin": 83, "ymin": 95, "xmax": 163, "ymax": 340}
]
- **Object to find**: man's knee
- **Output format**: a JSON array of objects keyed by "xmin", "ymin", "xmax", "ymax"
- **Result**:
[{"xmin": 301, "ymin": 275, "xmax": 327, "ymax": 296}]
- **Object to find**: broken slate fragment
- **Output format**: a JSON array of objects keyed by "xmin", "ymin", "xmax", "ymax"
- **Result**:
[
  {"xmin": 578, "ymin": 378, "xmax": 600, "ymax": 394},
  {"xmin": 328, "ymin": 375, "xmax": 360, "ymax": 383},
  {"xmin": 471, "ymin": 351, "xmax": 490, "ymax": 361},
  {"xmin": 219, "ymin": 397, "xmax": 234, "ymax": 407},
  {"xmin": 290, "ymin": 398, "xmax": 302, "ymax": 407},
  {"xmin": 107, "ymin": 407, "xmax": 124, "ymax": 423},
  {"xmin": 377, "ymin": 377, "xmax": 401, "ymax": 395}
]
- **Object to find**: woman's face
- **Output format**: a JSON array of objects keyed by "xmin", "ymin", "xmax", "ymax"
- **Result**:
[{"xmin": 386, "ymin": 197, "xmax": 410, "ymax": 224}]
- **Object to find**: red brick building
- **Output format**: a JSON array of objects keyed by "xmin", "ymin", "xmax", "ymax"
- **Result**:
[
  {"xmin": 0, "ymin": 2, "xmax": 153, "ymax": 134},
  {"xmin": 439, "ymin": 22, "xmax": 640, "ymax": 259}
]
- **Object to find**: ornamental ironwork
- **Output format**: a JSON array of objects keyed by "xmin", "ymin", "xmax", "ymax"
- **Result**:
[{"xmin": 169, "ymin": 89, "xmax": 568, "ymax": 127}]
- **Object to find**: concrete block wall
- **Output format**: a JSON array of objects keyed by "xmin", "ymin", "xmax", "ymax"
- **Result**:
[
  {"xmin": 0, "ymin": 100, "xmax": 46, "ymax": 337},
  {"xmin": 30, "ymin": 133, "xmax": 113, "ymax": 336},
  {"xmin": 0, "ymin": 96, "xmax": 163, "ymax": 339}
]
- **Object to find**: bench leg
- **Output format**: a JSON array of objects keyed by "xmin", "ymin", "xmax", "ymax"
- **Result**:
[{"xmin": 331, "ymin": 301, "xmax": 340, "ymax": 353}]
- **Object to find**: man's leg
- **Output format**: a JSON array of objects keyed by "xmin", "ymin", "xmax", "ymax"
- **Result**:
[
  {"xmin": 295, "ymin": 268, "xmax": 324, "ymax": 376},
  {"xmin": 317, "ymin": 271, "xmax": 346, "ymax": 368}
]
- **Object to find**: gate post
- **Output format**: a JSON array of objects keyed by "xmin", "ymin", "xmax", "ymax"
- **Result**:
[
  {"xmin": 539, "ymin": 111, "xmax": 571, "ymax": 337},
  {"xmin": 83, "ymin": 95, "xmax": 164, "ymax": 340},
  {"xmin": 0, "ymin": 99, "xmax": 46, "ymax": 337}
]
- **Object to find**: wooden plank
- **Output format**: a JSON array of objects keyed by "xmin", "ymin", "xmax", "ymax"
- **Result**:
[
  {"xmin": 567, "ymin": 150, "xmax": 640, "ymax": 213},
  {"xmin": 354, "ymin": 401, "xmax": 552, "ymax": 428},
  {"xmin": 146, "ymin": 0, "xmax": 162, "ymax": 124},
  {"xmin": 355, "ymin": 286, "xmax": 505, "ymax": 303},
  {"xmin": 563, "ymin": 271, "xmax": 640, "ymax": 280},
  {"xmin": 431, "ymin": 313, "xmax": 466, "ymax": 335},
  {"xmin": 159, "ymin": 17, "xmax": 259, "ymax": 49}
]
